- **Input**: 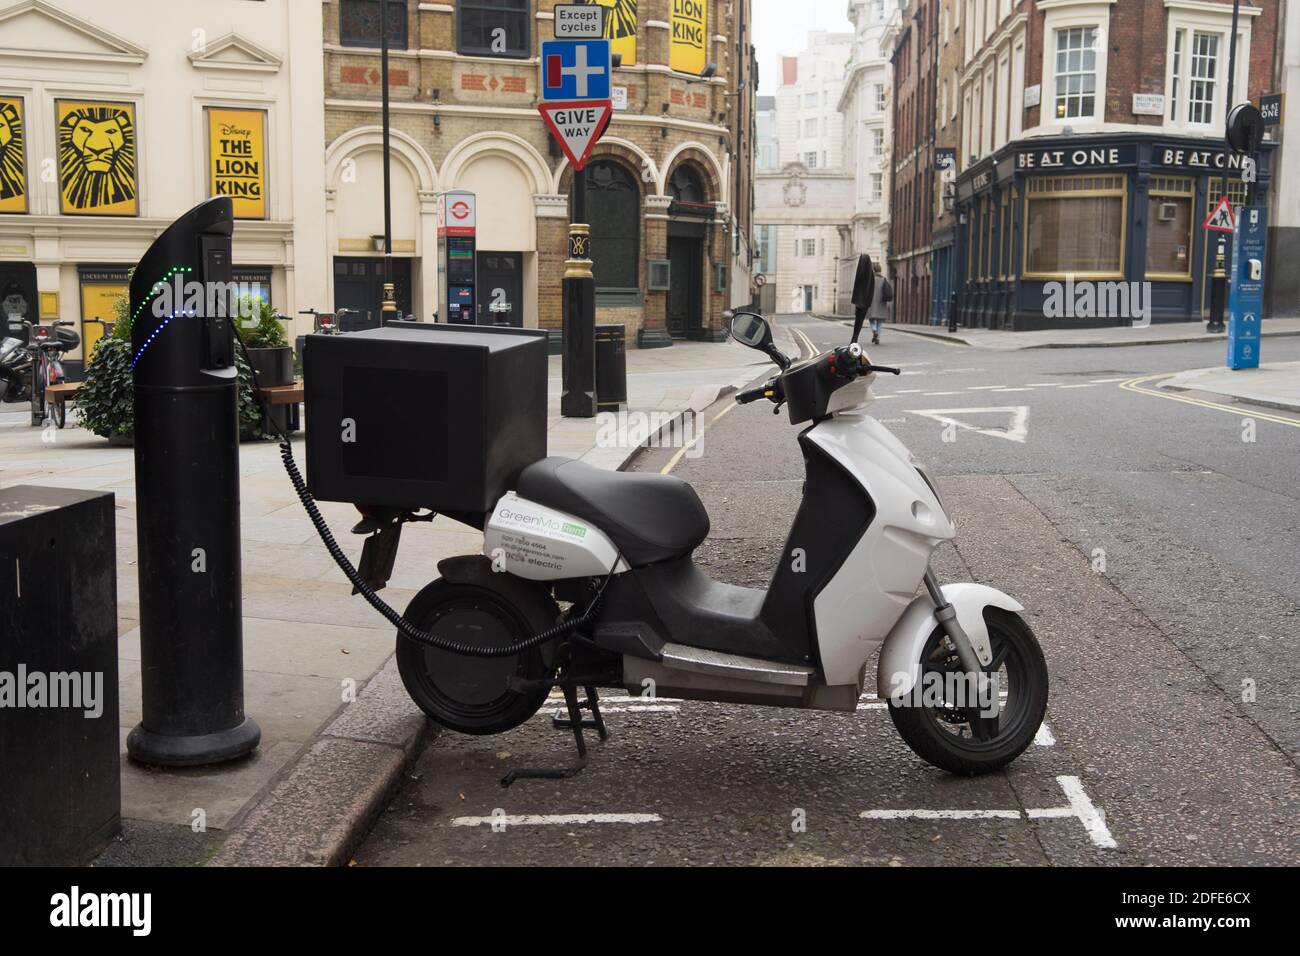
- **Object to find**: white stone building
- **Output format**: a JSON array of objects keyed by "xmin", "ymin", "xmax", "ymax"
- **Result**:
[
  {"xmin": 754, "ymin": 31, "xmax": 854, "ymax": 314},
  {"xmin": 838, "ymin": 0, "xmax": 894, "ymax": 274}
]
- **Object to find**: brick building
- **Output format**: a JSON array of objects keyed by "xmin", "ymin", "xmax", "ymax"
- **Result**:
[
  {"xmin": 943, "ymin": 0, "xmax": 1280, "ymax": 330},
  {"xmin": 323, "ymin": 0, "xmax": 755, "ymax": 348},
  {"xmin": 931, "ymin": 0, "xmax": 963, "ymax": 325},
  {"xmin": 887, "ymin": 0, "xmax": 940, "ymax": 326}
]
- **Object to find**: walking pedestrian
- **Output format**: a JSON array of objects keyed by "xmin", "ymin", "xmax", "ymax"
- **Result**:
[{"xmin": 867, "ymin": 262, "xmax": 893, "ymax": 345}]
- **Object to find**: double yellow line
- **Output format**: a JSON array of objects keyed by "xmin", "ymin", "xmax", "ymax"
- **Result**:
[{"xmin": 1120, "ymin": 372, "xmax": 1300, "ymax": 429}]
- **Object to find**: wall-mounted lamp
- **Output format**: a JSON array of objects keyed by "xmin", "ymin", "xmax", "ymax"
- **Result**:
[
  {"xmin": 661, "ymin": 127, "xmax": 669, "ymax": 139},
  {"xmin": 433, "ymin": 113, "xmax": 441, "ymax": 130},
  {"xmin": 612, "ymin": 53, "xmax": 623, "ymax": 68},
  {"xmin": 700, "ymin": 63, "xmax": 717, "ymax": 79}
]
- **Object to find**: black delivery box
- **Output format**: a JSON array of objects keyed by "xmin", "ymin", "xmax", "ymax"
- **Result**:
[{"xmin": 304, "ymin": 324, "xmax": 548, "ymax": 515}]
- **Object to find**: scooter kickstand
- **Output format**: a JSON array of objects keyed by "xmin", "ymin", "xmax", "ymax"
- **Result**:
[
  {"xmin": 500, "ymin": 683, "xmax": 592, "ymax": 787},
  {"xmin": 551, "ymin": 685, "xmax": 610, "ymax": 741}
]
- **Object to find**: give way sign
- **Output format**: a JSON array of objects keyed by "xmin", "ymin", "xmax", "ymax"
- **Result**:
[{"xmin": 538, "ymin": 100, "xmax": 612, "ymax": 172}]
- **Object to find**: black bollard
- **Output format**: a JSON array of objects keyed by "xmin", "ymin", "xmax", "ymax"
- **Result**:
[
  {"xmin": 561, "ymin": 168, "xmax": 597, "ymax": 418},
  {"xmin": 125, "ymin": 196, "xmax": 260, "ymax": 766}
]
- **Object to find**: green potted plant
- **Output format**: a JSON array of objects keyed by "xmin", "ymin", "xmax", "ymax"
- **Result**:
[
  {"xmin": 236, "ymin": 295, "xmax": 294, "ymax": 436},
  {"xmin": 76, "ymin": 283, "xmax": 265, "ymax": 443},
  {"xmin": 237, "ymin": 296, "xmax": 293, "ymax": 386}
]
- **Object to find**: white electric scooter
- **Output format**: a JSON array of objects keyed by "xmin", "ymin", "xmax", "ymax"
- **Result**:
[{"xmin": 393, "ymin": 256, "xmax": 1048, "ymax": 783}]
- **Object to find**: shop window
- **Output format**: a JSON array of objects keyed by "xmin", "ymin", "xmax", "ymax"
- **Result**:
[
  {"xmin": 340, "ymin": 0, "xmax": 407, "ymax": 49},
  {"xmin": 458, "ymin": 0, "xmax": 530, "ymax": 59},
  {"xmin": 585, "ymin": 160, "xmax": 639, "ymax": 290},
  {"xmin": 1145, "ymin": 177, "xmax": 1194, "ymax": 279},
  {"xmin": 1053, "ymin": 26, "xmax": 1097, "ymax": 120},
  {"xmin": 669, "ymin": 164, "xmax": 706, "ymax": 205},
  {"xmin": 1024, "ymin": 174, "xmax": 1126, "ymax": 278}
]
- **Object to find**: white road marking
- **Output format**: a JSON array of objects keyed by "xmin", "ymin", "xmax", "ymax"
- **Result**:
[
  {"xmin": 1025, "ymin": 382, "xmax": 1058, "ymax": 387},
  {"xmin": 858, "ymin": 776, "xmax": 1116, "ymax": 849},
  {"xmin": 1089, "ymin": 377, "xmax": 1128, "ymax": 383},
  {"xmin": 861, "ymin": 809, "xmax": 1021, "ymax": 820},
  {"xmin": 1034, "ymin": 723, "xmax": 1056, "ymax": 747},
  {"xmin": 991, "ymin": 387, "xmax": 1034, "ymax": 392},
  {"xmin": 1058, "ymin": 383, "xmax": 1097, "ymax": 389},
  {"xmin": 921, "ymin": 391, "xmax": 963, "ymax": 396},
  {"xmin": 452, "ymin": 813, "xmax": 663, "ymax": 828},
  {"xmin": 908, "ymin": 406, "xmax": 1031, "ymax": 444},
  {"xmin": 1028, "ymin": 776, "xmax": 1117, "ymax": 849},
  {"xmin": 894, "ymin": 389, "xmax": 924, "ymax": 394},
  {"xmin": 540, "ymin": 705, "xmax": 679, "ymax": 716},
  {"xmin": 966, "ymin": 385, "xmax": 1008, "ymax": 390}
]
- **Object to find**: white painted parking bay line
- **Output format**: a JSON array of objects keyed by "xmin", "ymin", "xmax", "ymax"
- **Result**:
[
  {"xmin": 1059, "ymin": 383, "xmax": 1097, "ymax": 389},
  {"xmin": 1090, "ymin": 377, "xmax": 1128, "ymax": 383},
  {"xmin": 452, "ymin": 813, "xmax": 663, "ymax": 828},
  {"xmin": 858, "ymin": 775, "xmax": 1116, "ymax": 849},
  {"xmin": 1025, "ymin": 382, "xmax": 1057, "ymax": 387},
  {"xmin": 991, "ymin": 387, "xmax": 1034, "ymax": 392},
  {"xmin": 861, "ymin": 809, "xmax": 1021, "ymax": 820}
]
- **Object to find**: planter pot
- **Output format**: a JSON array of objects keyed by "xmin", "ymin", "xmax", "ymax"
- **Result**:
[
  {"xmin": 245, "ymin": 346, "xmax": 294, "ymax": 387},
  {"xmin": 107, "ymin": 433, "xmax": 133, "ymax": 447}
]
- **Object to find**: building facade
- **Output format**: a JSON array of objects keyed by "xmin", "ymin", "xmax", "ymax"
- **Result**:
[
  {"xmin": 931, "ymin": 0, "xmax": 963, "ymax": 325},
  {"xmin": 887, "ymin": 0, "xmax": 940, "ymax": 326},
  {"xmin": 0, "ymin": 0, "xmax": 327, "ymax": 373},
  {"xmin": 323, "ymin": 0, "xmax": 755, "ymax": 349},
  {"xmin": 836, "ymin": 0, "xmax": 897, "ymax": 315},
  {"xmin": 754, "ymin": 32, "xmax": 854, "ymax": 314},
  {"xmin": 945, "ymin": 0, "xmax": 1280, "ymax": 330}
]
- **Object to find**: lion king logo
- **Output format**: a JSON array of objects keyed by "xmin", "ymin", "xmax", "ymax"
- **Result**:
[
  {"xmin": 57, "ymin": 102, "xmax": 137, "ymax": 215},
  {"xmin": 0, "ymin": 98, "xmax": 25, "ymax": 211}
]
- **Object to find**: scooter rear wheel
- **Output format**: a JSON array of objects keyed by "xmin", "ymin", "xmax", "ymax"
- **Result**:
[
  {"xmin": 888, "ymin": 608, "xmax": 1048, "ymax": 775},
  {"xmin": 396, "ymin": 579, "xmax": 559, "ymax": 735}
]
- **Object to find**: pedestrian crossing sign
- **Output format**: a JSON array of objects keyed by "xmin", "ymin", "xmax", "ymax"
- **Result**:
[{"xmin": 1203, "ymin": 195, "xmax": 1237, "ymax": 234}]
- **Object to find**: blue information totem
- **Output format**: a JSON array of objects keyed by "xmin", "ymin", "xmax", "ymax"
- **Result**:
[{"xmin": 1227, "ymin": 204, "xmax": 1268, "ymax": 370}]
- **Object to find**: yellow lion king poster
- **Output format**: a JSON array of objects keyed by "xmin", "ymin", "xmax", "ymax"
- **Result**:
[
  {"xmin": 208, "ymin": 107, "xmax": 268, "ymax": 219},
  {"xmin": 585, "ymin": 0, "xmax": 637, "ymax": 67},
  {"xmin": 56, "ymin": 100, "xmax": 138, "ymax": 216},
  {"xmin": 0, "ymin": 97, "xmax": 27, "ymax": 214}
]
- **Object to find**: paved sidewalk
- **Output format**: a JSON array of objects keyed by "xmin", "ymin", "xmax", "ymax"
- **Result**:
[
  {"xmin": 812, "ymin": 314, "xmax": 1300, "ymax": 351},
  {"xmin": 0, "ymin": 334, "xmax": 764, "ymax": 866},
  {"xmin": 1159, "ymin": 361, "xmax": 1300, "ymax": 414}
]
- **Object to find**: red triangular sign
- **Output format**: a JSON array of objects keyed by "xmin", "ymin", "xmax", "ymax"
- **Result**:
[
  {"xmin": 1203, "ymin": 195, "xmax": 1237, "ymax": 233},
  {"xmin": 538, "ymin": 100, "xmax": 612, "ymax": 172}
]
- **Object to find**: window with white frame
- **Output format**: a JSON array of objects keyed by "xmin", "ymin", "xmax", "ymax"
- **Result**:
[
  {"xmin": 939, "ymin": 78, "xmax": 947, "ymax": 126},
  {"xmin": 803, "ymin": 117, "xmax": 819, "ymax": 137},
  {"xmin": 1164, "ymin": 4, "xmax": 1254, "ymax": 131},
  {"xmin": 1011, "ymin": 40, "xmax": 1025, "ymax": 137},
  {"xmin": 1053, "ymin": 26, "xmax": 1098, "ymax": 120},
  {"xmin": 802, "ymin": 238, "xmax": 817, "ymax": 257},
  {"xmin": 874, "ymin": 83, "xmax": 886, "ymax": 112},
  {"xmin": 1187, "ymin": 32, "xmax": 1218, "ymax": 125},
  {"xmin": 804, "ymin": 92, "xmax": 818, "ymax": 107},
  {"xmin": 997, "ymin": 53, "xmax": 1010, "ymax": 149},
  {"xmin": 804, "ymin": 151, "xmax": 818, "ymax": 168},
  {"xmin": 871, "ymin": 173, "xmax": 883, "ymax": 201},
  {"xmin": 871, "ymin": 127, "xmax": 884, "ymax": 157}
]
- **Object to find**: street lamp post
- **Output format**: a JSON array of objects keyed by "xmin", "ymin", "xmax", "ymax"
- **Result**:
[{"xmin": 1208, "ymin": 0, "xmax": 1242, "ymax": 334}]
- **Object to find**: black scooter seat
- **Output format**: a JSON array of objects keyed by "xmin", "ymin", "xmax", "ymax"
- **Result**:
[{"xmin": 517, "ymin": 456, "xmax": 709, "ymax": 567}]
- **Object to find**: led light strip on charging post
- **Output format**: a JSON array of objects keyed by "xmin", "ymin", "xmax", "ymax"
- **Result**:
[{"xmin": 128, "ymin": 265, "xmax": 194, "ymax": 369}]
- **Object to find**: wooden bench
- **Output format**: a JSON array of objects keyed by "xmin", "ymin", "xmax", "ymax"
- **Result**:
[
  {"xmin": 44, "ymin": 382, "xmax": 81, "ymax": 407},
  {"xmin": 253, "ymin": 382, "xmax": 304, "ymax": 433}
]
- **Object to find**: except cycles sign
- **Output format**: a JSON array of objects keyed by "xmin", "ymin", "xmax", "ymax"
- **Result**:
[{"xmin": 554, "ymin": 4, "xmax": 606, "ymax": 38}]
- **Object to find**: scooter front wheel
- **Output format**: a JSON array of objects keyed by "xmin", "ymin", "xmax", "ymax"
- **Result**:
[{"xmin": 888, "ymin": 608, "xmax": 1047, "ymax": 775}]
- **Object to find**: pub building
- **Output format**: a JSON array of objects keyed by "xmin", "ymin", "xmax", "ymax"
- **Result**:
[{"xmin": 951, "ymin": 133, "xmax": 1273, "ymax": 330}]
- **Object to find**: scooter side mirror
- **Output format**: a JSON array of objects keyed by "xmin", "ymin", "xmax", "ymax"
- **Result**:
[
  {"xmin": 849, "ymin": 254, "xmax": 875, "ymax": 345},
  {"xmin": 726, "ymin": 311, "xmax": 773, "ymax": 350}
]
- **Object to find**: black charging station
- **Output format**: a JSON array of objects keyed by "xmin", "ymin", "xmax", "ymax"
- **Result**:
[{"xmin": 126, "ymin": 196, "xmax": 260, "ymax": 767}]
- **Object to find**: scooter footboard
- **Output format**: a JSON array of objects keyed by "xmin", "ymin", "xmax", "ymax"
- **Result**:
[{"xmin": 876, "ymin": 583, "xmax": 1023, "ymax": 699}]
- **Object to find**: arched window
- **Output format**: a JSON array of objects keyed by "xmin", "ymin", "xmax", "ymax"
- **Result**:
[
  {"xmin": 584, "ymin": 160, "xmax": 640, "ymax": 290},
  {"xmin": 668, "ymin": 163, "xmax": 706, "ymax": 204}
]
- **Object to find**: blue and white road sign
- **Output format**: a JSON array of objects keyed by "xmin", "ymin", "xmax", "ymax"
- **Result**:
[{"xmin": 541, "ymin": 39, "xmax": 611, "ymax": 102}]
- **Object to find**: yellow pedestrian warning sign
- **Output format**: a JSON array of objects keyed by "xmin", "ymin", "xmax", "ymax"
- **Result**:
[{"xmin": 1204, "ymin": 195, "xmax": 1237, "ymax": 233}]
